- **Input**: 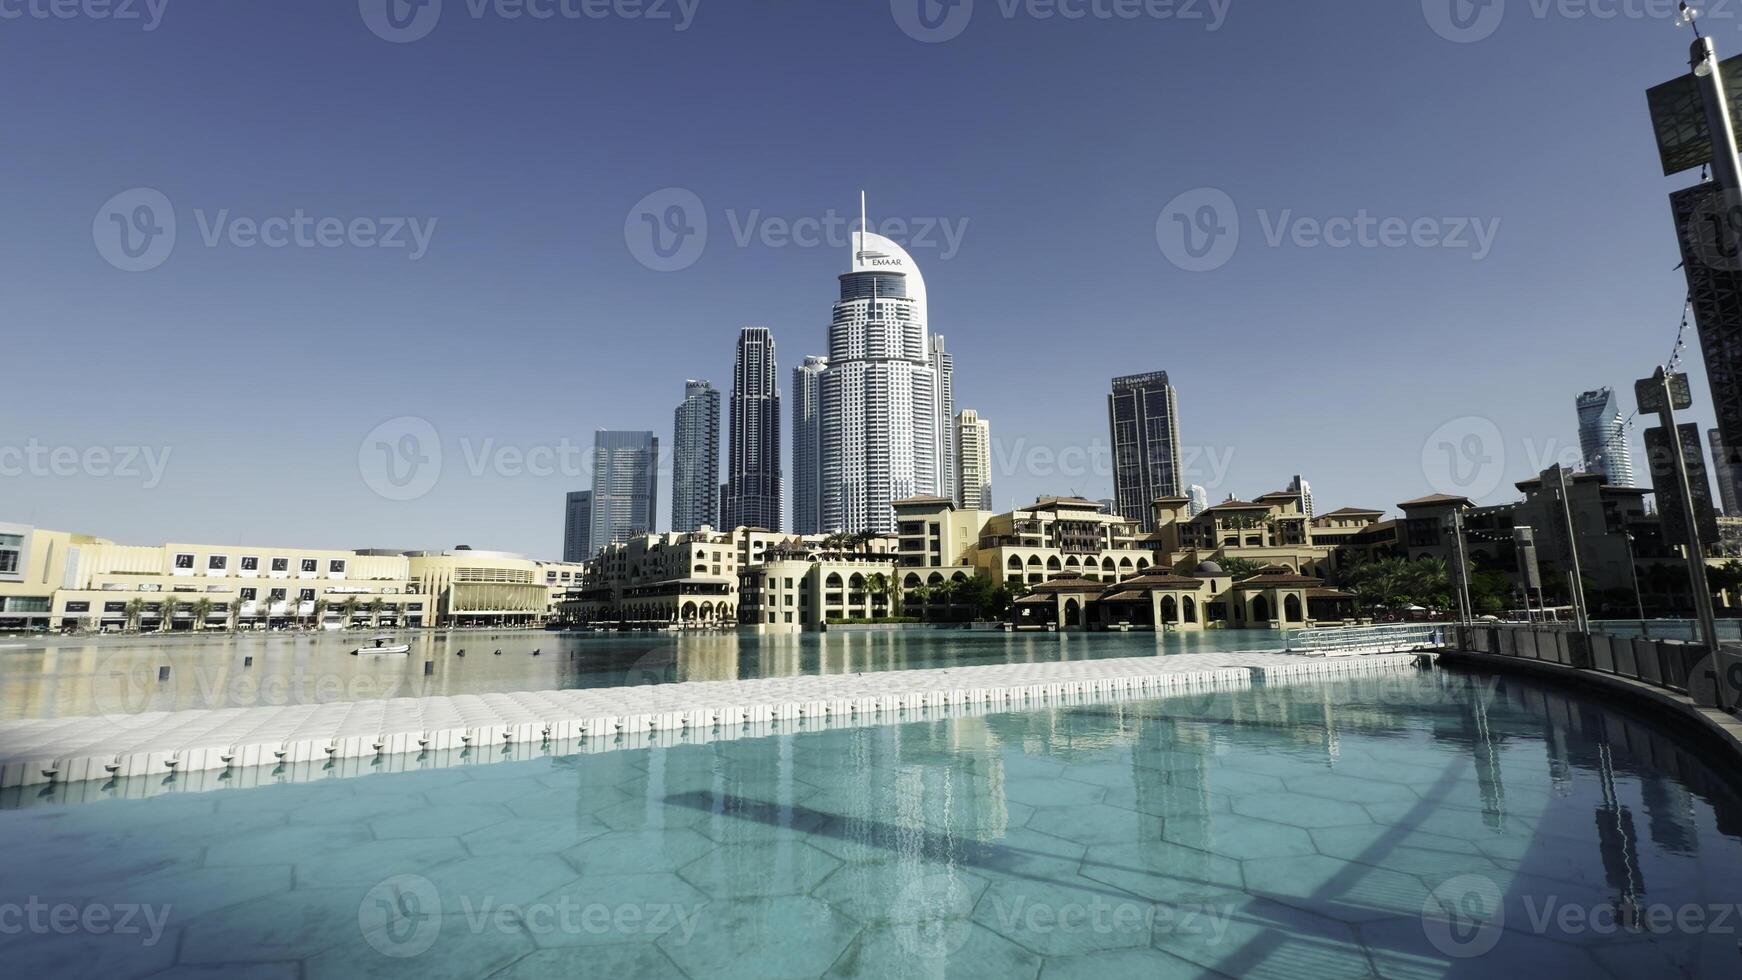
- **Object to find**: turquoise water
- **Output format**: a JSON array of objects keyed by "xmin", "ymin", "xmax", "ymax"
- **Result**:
[
  {"xmin": 2, "ymin": 668, "xmax": 1739, "ymax": 978},
  {"xmin": 0, "ymin": 629, "xmax": 1295, "ymax": 720}
]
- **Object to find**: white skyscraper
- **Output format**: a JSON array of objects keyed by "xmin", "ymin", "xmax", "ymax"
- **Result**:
[
  {"xmin": 931, "ymin": 334, "xmax": 955, "ymax": 506},
  {"xmin": 1187, "ymin": 484, "xmax": 1209, "ymax": 517},
  {"xmin": 820, "ymin": 195, "xmax": 942, "ymax": 533},
  {"xmin": 956, "ymin": 409, "xmax": 991, "ymax": 510},
  {"xmin": 1575, "ymin": 388, "xmax": 1636, "ymax": 488}
]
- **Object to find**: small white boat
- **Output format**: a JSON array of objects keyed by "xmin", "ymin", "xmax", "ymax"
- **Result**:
[{"xmin": 351, "ymin": 636, "xmax": 410, "ymax": 656}]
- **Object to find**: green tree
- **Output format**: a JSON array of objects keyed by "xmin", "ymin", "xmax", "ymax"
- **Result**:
[
  {"xmin": 192, "ymin": 597, "xmax": 213, "ymax": 632},
  {"xmin": 124, "ymin": 598, "xmax": 145, "ymax": 632},
  {"xmin": 1213, "ymin": 556, "xmax": 1264, "ymax": 581},
  {"xmin": 342, "ymin": 596, "xmax": 361, "ymax": 628},
  {"xmin": 367, "ymin": 597, "xmax": 385, "ymax": 628},
  {"xmin": 159, "ymin": 597, "xmax": 181, "ymax": 632}
]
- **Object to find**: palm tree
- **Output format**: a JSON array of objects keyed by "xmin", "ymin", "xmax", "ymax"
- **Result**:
[
  {"xmin": 367, "ymin": 597, "xmax": 385, "ymax": 629},
  {"xmin": 124, "ymin": 598, "xmax": 145, "ymax": 633},
  {"xmin": 192, "ymin": 598, "xmax": 213, "ymax": 632},
  {"xmin": 866, "ymin": 573, "xmax": 898, "ymax": 618},
  {"xmin": 342, "ymin": 596, "xmax": 361, "ymax": 629},
  {"xmin": 158, "ymin": 597, "xmax": 181, "ymax": 632},
  {"xmin": 311, "ymin": 598, "xmax": 329, "ymax": 631}
]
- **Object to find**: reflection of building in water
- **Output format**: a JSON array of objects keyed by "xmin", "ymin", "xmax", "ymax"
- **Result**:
[
  {"xmin": 1594, "ymin": 744, "xmax": 1647, "ymax": 923},
  {"xmin": 1639, "ymin": 773, "xmax": 1698, "ymax": 856},
  {"xmin": 1132, "ymin": 716, "xmax": 1214, "ymax": 855}
]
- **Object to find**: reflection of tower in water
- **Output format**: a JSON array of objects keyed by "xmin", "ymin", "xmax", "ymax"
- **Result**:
[{"xmin": 1593, "ymin": 742, "xmax": 1648, "ymax": 926}]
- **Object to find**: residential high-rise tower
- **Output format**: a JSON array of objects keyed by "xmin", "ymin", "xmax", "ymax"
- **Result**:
[
  {"xmin": 956, "ymin": 409, "xmax": 991, "ymax": 510},
  {"xmin": 791, "ymin": 355, "xmax": 828, "ymax": 534},
  {"xmin": 671, "ymin": 380, "xmax": 720, "ymax": 532},
  {"xmin": 1575, "ymin": 387, "xmax": 1636, "ymax": 487},
  {"xmin": 724, "ymin": 327, "xmax": 781, "ymax": 531}
]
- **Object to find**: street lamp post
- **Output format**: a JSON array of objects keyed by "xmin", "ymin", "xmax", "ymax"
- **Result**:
[{"xmin": 1550, "ymin": 465, "xmax": 1592, "ymax": 634}]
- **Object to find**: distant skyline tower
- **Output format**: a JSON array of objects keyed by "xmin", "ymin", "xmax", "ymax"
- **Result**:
[
  {"xmin": 820, "ymin": 194, "xmax": 942, "ymax": 533},
  {"xmin": 671, "ymin": 380, "xmax": 720, "ymax": 532},
  {"xmin": 1712, "ymin": 428, "xmax": 1741, "ymax": 515},
  {"xmin": 1108, "ymin": 371, "xmax": 1182, "ymax": 532},
  {"xmin": 1188, "ymin": 484, "xmax": 1209, "ymax": 517},
  {"xmin": 791, "ymin": 355, "xmax": 828, "ymax": 534},
  {"xmin": 588, "ymin": 430, "xmax": 659, "ymax": 549},
  {"xmin": 956, "ymin": 409, "xmax": 992, "ymax": 510},
  {"xmin": 724, "ymin": 327, "xmax": 782, "ymax": 531},
  {"xmin": 562, "ymin": 490, "xmax": 592, "ymax": 562},
  {"xmin": 1575, "ymin": 387, "xmax": 1636, "ymax": 487},
  {"xmin": 931, "ymin": 334, "xmax": 956, "ymax": 506},
  {"xmin": 1288, "ymin": 474, "xmax": 1314, "ymax": 519}
]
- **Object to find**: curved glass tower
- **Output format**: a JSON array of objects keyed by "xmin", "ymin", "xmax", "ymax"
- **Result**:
[{"xmin": 820, "ymin": 215, "xmax": 941, "ymax": 533}]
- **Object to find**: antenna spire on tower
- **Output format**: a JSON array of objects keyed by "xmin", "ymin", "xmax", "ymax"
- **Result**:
[{"xmin": 859, "ymin": 190, "xmax": 867, "ymax": 256}]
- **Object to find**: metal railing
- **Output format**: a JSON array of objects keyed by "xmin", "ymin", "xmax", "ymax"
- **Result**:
[
  {"xmin": 1453, "ymin": 624, "xmax": 1709, "ymax": 699},
  {"xmin": 1285, "ymin": 623, "xmax": 1447, "ymax": 656}
]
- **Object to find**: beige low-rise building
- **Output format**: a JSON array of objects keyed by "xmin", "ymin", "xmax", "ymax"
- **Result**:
[{"xmin": 0, "ymin": 523, "xmax": 585, "ymax": 632}]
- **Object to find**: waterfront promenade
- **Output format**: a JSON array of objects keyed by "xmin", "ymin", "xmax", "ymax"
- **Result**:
[{"xmin": 0, "ymin": 649, "xmax": 1426, "ymax": 790}]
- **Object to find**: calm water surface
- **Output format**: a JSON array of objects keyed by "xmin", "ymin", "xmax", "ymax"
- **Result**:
[
  {"xmin": 0, "ymin": 630, "xmax": 1295, "ymax": 721},
  {"xmin": 1, "ymin": 669, "xmax": 1738, "ymax": 978}
]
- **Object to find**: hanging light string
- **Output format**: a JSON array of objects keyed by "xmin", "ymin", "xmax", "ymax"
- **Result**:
[{"xmin": 1583, "ymin": 293, "xmax": 1694, "ymax": 475}]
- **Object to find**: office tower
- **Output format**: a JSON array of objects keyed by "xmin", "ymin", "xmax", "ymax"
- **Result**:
[
  {"xmin": 670, "ymin": 380, "xmax": 721, "ymax": 532},
  {"xmin": 1288, "ymin": 475, "xmax": 1314, "ymax": 519},
  {"xmin": 562, "ymin": 490, "xmax": 592, "ymax": 562},
  {"xmin": 723, "ymin": 327, "xmax": 782, "ymax": 531},
  {"xmin": 1107, "ymin": 371, "xmax": 1182, "ymax": 532},
  {"xmin": 1575, "ymin": 388, "xmax": 1636, "ymax": 487},
  {"xmin": 1713, "ymin": 428, "xmax": 1741, "ymax": 515},
  {"xmin": 588, "ymin": 430, "xmax": 659, "ymax": 549},
  {"xmin": 1645, "ymin": 422, "xmax": 1718, "ymax": 550},
  {"xmin": 956, "ymin": 409, "xmax": 992, "ymax": 510},
  {"xmin": 791, "ymin": 355, "xmax": 828, "ymax": 534},
  {"xmin": 931, "ymin": 334, "xmax": 956, "ymax": 506},
  {"xmin": 1188, "ymin": 484, "xmax": 1210, "ymax": 517},
  {"xmin": 820, "ymin": 195, "xmax": 942, "ymax": 533}
]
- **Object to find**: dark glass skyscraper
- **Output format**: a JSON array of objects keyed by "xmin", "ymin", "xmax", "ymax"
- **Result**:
[
  {"xmin": 562, "ymin": 490, "xmax": 592, "ymax": 562},
  {"xmin": 1108, "ymin": 371, "xmax": 1181, "ymax": 532},
  {"xmin": 588, "ymin": 430, "xmax": 659, "ymax": 549},
  {"xmin": 671, "ymin": 380, "xmax": 721, "ymax": 532},
  {"xmin": 791, "ymin": 355, "xmax": 827, "ymax": 534},
  {"xmin": 724, "ymin": 327, "xmax": 782, "ymax": 531}
]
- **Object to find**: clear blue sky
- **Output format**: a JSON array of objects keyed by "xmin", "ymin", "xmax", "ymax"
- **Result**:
[{"xmin": 0, "ymin": 2, "xmax": 1719, "ymax": 557}]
